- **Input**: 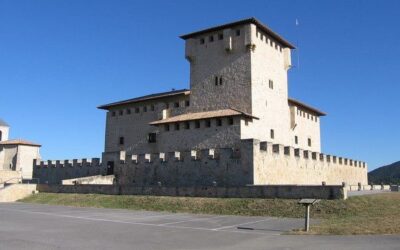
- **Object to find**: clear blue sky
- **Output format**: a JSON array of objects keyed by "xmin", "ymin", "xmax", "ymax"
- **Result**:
[{"xmin": 1, "ymin": 0, "xmax": 399, "ymax": 171}]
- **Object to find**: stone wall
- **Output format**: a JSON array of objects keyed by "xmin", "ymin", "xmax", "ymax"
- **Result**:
[
  {"xmin": 33, "ymin": 158, "xmax": 107, "ymax": 184},
  {"xmin": 36, "ymin": 184, "xmax": 347, "ymax": 200},
  {"xmin": 115, "ymin": 139, "xmax": 367, "ymax": 187}
]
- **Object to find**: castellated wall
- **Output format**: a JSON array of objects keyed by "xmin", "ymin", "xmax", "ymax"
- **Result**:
[
  {"xmin": 115, "ymin": 139, "xmax": 367, "ymax": 187},
  {"xmin": 33, "ymin": 158, "xmax": 107, "ymax": 184}
]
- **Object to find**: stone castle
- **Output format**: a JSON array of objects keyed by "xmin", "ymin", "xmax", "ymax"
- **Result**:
[{"xmin": 91, "ymin": 18, "xmax": 367, "ymax": 187}]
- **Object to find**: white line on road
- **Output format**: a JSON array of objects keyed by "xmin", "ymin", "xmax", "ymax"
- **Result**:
[
  {"xmin": 157, "ymin": 215, "xmax": 226, "ymax": 226},
  {"xmin": 211, "ymin": 218, "xmax": 273, "ymax": 231}
]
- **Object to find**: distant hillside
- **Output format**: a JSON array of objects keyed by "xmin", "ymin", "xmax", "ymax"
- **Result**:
[{"xmin": 368, "ymin": 161, "xmax": 400, "ymax": 184}]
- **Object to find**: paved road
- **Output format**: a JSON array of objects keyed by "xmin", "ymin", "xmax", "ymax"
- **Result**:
[{"xmin": 0, "ymin": 203, "xmax": 398, "ymax": 250}]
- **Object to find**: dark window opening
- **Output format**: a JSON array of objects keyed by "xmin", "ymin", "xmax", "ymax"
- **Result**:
[
  {"xmin": 269, "ymin": 80, "xmax": 274, "ymax": 89},
  {"xmin": 164, "ymin": 124, "xmax": 170, "ymax": 131},
  {"xmin": 295, "ymin": 136, "xmax": 298, "ymax": 144},
  {"xmin": 175, "ymin": 123, "xmax": 180, "ymax": 130},
  {"xmin": 228, "ymin": 117, "xmax": 234, "ymax": 125},
  {"xmin": 151, "ymin": 105, "xmax": 155, "ymax": 111},
  {"xmin": 184, "ymin": 122, "xmax": 190, "ymax": 129},
  {"xmin": 135, "ymin": 107, "xmax": 140, "ymax": 113},
  {"xmin": 119, "ymin": 137, "xmax": 124, "ymax": 145},
  {"xmin": 218, "ymin": 33, "xmax": 223, "ymax": 40},
  {"xmin": 174, "ymin": 102, "xmax": 180, "ymax": 108},
  {"xmin": 165, "ymin": 103, "xmax": 170, "ymax": 109},
  {"xmin": 215, "ymin": 76, "xmax": 218, "ymax": 86},
  {"xmin": 185, "ymin": 100, "xmax": 190, "ymax": 107},
  {"xmin": 270, "ymin": 129, "xmax": 275, "ymax": 139},
  {"xmin": 219, "ymin": 77, "xmax": 223, "ymax": 85},
  {"xmin": 308, "ymin": 138, "xmax": 312, "ymax": 147},
  {"xmin": 200, "ymin": 38, "xmax": 205, "ymax": 44},
  {"xmin": 111, "ymin": 111, "xmax": 116, "ymax": 117},
  {"xmin": 195, "ymin": 120, "xmax": 200, "ymax": 128},
  {"xmin": 143, "ymin": 106, "xmax": 147, "ymax": 112},
  {"xmin": 209, "ymin": 35, "xmax": 214, "ymax": 42},
  {"xmin": 236, "ymin": 29, "xmax": 240, "ymax": 36},
  {"xmin": 148, "ymin": 133, "xmax": 157, "ymax": 143},
  {"xmin": 126, "ymin": 109, "xmax": 131, "ymax": 114},
  {"xmin": 216, "ymin": 118, "xmax": 222, "ymax": 126},
  {"xmin": 205, "ymin": 120, "xmax": 211, "ymax": 127}
]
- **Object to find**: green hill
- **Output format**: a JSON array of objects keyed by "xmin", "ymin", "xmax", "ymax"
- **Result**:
[{"xmin": 368, "ymin": 161, "xmax": 400, "ymax": 184}]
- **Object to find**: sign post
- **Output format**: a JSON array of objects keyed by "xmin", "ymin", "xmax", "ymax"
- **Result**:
[{"xmin": 298, "ymin": 199, "xmax": 320, "ymax": 232}]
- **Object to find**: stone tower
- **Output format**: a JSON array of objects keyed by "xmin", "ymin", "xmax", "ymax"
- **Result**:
[{"xmin": 181, "ymin": 18, "xmax": 295, "ymax": 145}]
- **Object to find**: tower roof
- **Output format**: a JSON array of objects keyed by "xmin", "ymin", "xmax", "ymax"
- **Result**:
[
  {"xmin": 180, "ymin": 17, "xmax": 296, "ymax": 49},
  {"xmin": 0, "ymin": 118, "xmax": 9, "ymax": 127},
  {"xmin": 0, "ymin": 139, "xmax": 41, "ymax": 147}
]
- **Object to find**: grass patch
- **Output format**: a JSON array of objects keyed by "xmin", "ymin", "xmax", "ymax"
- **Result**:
[{"xmin": 20, "ymin": 192, "xmax": 400, "ymax": 235}]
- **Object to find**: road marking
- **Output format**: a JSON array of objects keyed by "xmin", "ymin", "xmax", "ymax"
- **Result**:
[
  {"xmin": 157, "ymin": 215, "xmax": 225, "ymax": 226},
  {"xmin": 211, "ymin": 218, "xmax": 273, "ymax": 231},
  {"xmin": 0, "ymin": 208, "xmax": 269, "ymax": 236}
]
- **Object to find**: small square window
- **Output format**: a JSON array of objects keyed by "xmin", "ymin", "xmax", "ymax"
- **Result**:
[
  {"xmin": 216, "ymin": 118, "xmax": 222, "ymax": 126},
  {"xmin": 148, "ymin": 133, "xmax": 156, "ymax": 143},
  {"xmin": 126, "ymin": 108, "xmax": 131, "ymax": 114},
  {"xmin": 205, "ymin": 120, "xmax": 211, "ymax": 128},
  {"xmin": 119, "ymin": 137, "xmax": 124, "ymax": 145},
  {"xmin": 218, "ymin": 33, "xmax": 223, "ymax": 40},
  {"xmin": 184, "ymin": 122, "xmax": 190, "ymax": 129},
  {"xmin": 270, "ymin": 129, "xmax": 275, "ymax": 139},
  {"xmin": 111, "ymin": 111, "xmax": 116, "ymax": 117},
  {"xmin": 236, "ymin": 29, "xmax": 240, "ymax": 36},
  {"xmin": 200, "ymin": 38, "xmax": 205, "ymax": 44},
  {"xmin": 143, "ymin": 106, "xmax": 147, "ymax": 112},
  {"xmin": 228, "ymin": 117, "xmax": 234, "ymax": 125},
  {"xmin": 195, "ymin": 120, "xmax": 200, "ymax": 128},
  {"xmin": 174, "ymin": 102, "xmax": 180, "ymax": 108},
  {"xmin": 269, "ymin": 80, "xmax": 274, "ymax": 89},
  {"xmin": 119, "ymin": 110, "xmax": 123, "ymax": 115},
  {"xmin": 209, "ymin": 36, "xmax": 214, "ymax": 42},
  {"xmin": 175, "ymin": 123, "xmax": 180, "ymax": 130},
  {"xmin": 185, "ymin": 100, "xmax": 190, "ymax": 107},
  {"xmin": 135, "ymin": 107, "xmax": 140, "ymax": 113},
  {"xmin": 164, "ymin": 124, "xmax": 170, "ymax": 131}
]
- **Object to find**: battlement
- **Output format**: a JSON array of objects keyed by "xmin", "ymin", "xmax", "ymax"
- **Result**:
[
  {"xmin": 34, "ymin": 158, "xmax": 101, "ymax": 168},
  {"xmin": 115, "ymin": 139, "xmax": 367, "ymax": 187}
]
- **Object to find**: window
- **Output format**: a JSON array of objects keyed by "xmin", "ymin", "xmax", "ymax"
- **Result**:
[
  {"xmin": 111, "ymin": 111, "xmax": 116, "ymax": 117},
  {"xmin": 175, "ymin": 123, "xmax": 180, "ymax": 130},
  {"xmin": 126, "ymin": 108, "xmax": 131, "ymax": 115},
  {"xmin": 151, "ymin": 105, "xmax": 155, "ymax": 111},
  {"xmin": 215, "ymin": 76, "xmax": 218, "ymax": 86},
  {"xmin": 228, "ymin": 117, "xmax": 234, "ymax": 125},
  {"xmin": 119, "ymin": 110, "xmax": 123, "ymax": 115},
  {"xmin": 164, "ymin": 124, "xmax": 170, "ymax": 131},
  {"xmin": 174, "ymin": 102, "xmax": 180, "ymax": 108},
  {"xmin": 195, "ymin": 120, "xmax": 200, "ymax": 128},
  {"xmin": 148, "ymin": 133, "xmax": 156, "ymax": 143},
  {"xmin": 205, "ymin": 119, "xmax": 211, "ymax": 128},
  {"xmin": 200, "ymin": 38, "xmax": 205, "ymax": 44},
  {"xmin": 219, "ymin": 77, "xmax": 223, "ymax": 85},
  {"xmin": 209, "ymin": 35, "xmax": 214, "ymax": 42},
  {"xmin": 184, "ymin": 122, "xmax": 190, "ymax": 129},
  {"xmin": 185, "ymin": 100, "xmax": 190, "ymax": 107},
  {"xmin": 143, "ymin": 106, "xmax": 147, "ymax": 112},
  {"xmin": 269, "ymin": 80, "xmax": 274, "ymax": 89},
  {"xmin": 308, "ymin": 138, "xmax": 312, "ymax": 147},
  {"xmin": 135, "ymin": 107, "xmax": 140, "ymax": 113},
  {"xmin": 0, "ymin": 131, "xmax": 2, "ymax": 141},
  {"xmin": 236, "ymin": 29, "xmax": 240, "ymax": 36},
  {"xmin": 295, "ymin": 136, "xmax": 298, "ymax": 144},
  {"xmin": 218, "ymin": 33, "xmax": 223, "ymax": 40},
  {"xmin": 119, "ymin": 137, "xmax": 124, "ymax": 145},
  {"xmin": 216, "ymin": 118, "xmax": 222, "ymax": 126},
  {"xmin": 270, "ymin": 129, "xmax": 275, "ymax": 139}
]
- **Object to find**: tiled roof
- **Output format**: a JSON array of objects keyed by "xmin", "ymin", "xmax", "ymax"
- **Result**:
[
  {"xmin": 0, "ymin": 119, "xmax": 9, "ymax": 127},
  {"xmin": 0, "ymin": 139, "xmax": 41, "ymax": 147},
  {"xmin": 288, "ymin": 98, "xmax": 326, "ymax": 116},
  {"xmin": 98, "ymin": 89, "xmax": 190, "ymax": 110},
  {"xmin": 149, "ymin": 108, "xmax": 258, "ymax": 125},
  {"xmin": 180, "ymin": 17, "xmax": 296, "ymax": 49}
]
